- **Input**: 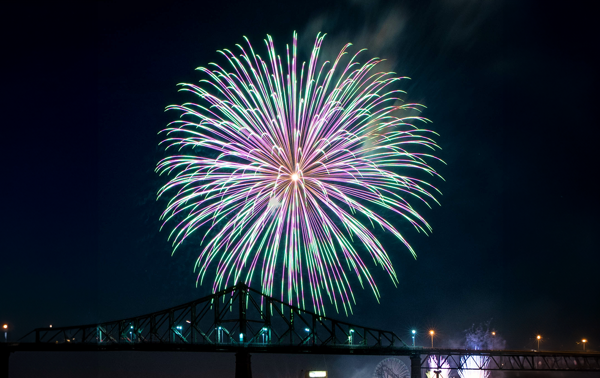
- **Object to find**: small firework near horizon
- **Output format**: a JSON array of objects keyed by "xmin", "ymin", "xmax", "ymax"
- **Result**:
[{"xmin": 156, "ymin": 32, "xmax": 444, "ymax": 315}]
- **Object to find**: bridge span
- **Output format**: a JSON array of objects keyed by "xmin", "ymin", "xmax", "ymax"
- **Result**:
[{"xmin": 2, "ymin": 282, "xmax": 598, "ymax": 377}]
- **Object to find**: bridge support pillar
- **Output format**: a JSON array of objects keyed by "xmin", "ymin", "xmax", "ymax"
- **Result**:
[
  {"xmin": 410, "ymin": 354, "xmax": 421, "ymax": 378},
  {"xmin": 1, "ymin": 351, "xmax": 9, "ymax": 378},
  {"xmin": 235, "ymin": 351, "xmax": 252, "ymax": 378}
]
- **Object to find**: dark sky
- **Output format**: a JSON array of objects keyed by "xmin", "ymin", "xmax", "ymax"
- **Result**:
[{"xmin": 2, "ymin": 0, "xmax": 599, "ymax": 377}]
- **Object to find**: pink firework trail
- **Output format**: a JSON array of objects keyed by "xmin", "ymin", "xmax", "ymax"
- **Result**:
[{"xmin": 156, "ymin": 32, "xmax": 443, "ymax": 314}]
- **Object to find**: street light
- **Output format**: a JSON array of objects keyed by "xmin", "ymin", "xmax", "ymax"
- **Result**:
[
  {"xmin": 430, "ymin": 330, "xmax": 435, "ymax": 348},
  {"xmin": 582, "ymin": 339, "xmax": 587, "ymax": 351},
  {"xmin": 537, "ymin": 335, "xmax": 541, "ymax": 351},
  {"xmin": 491, "ymin": 331, "xmax": 496, "ymax": 349},
  {"xmin": 3, "ymin": 324, "xmax": 7, "ymax": 343},
  {"xmin": 412, "ymin": 330, "xmax": 416, "ymax": 347}
]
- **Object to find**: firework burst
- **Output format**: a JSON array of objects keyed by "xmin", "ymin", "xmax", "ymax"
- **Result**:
[{"xmin": 156, "ymin": 32, "xmax": 443, "ymax": 314}]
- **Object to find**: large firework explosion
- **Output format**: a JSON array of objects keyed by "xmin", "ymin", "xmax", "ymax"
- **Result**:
[{"xmin": 156, "ymin": 32, "xmax": 443, "ymax": 314}]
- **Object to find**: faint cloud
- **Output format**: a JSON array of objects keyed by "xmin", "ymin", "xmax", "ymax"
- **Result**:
[
  {"xmin": 300, "ymin": 1, "xmax": 408, "ymax": 72},
  {"xmin": 300, "ymin": 0, "xmax": 499, "ymax": 66}
]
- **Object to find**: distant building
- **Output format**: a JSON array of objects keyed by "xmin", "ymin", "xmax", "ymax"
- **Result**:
[{"xmin": 305, "ymin": 371, "xmax": 327, "ymax": 378}]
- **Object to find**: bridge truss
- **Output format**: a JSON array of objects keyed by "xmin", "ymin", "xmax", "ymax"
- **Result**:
[
  {"xmin": 422, "ymin": 350, "xmax": 600, "ymax": 372},
  {"xmin": 23, "ymin": 282, "xmax": 405, "ymax": 350}
]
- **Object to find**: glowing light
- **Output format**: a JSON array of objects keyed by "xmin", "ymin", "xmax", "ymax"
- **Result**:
[
  {"xmin": 427, "ymin": 355, "xmax": 450, "ymax": 378},
  {"xmin": 412, "ymin": 330, "xmax": 416, "ymax": 334},
  {"xmin": 537, "ymin": 335, "xmax": 541, "ymax": 340},
  {"xmin": 267, "ymin": 196, "xmax": 281, "ymax": 210},
  {"xmin": 458, "ymin": 355, "xmax": 491, "ymax": 378},
  {"xmin": 430, "ymin": 330, "xmax": 435, "ymax": 335},
  {"xmin": 157, "ymin": 32, "xmax": 443, "ymax": 314},
  {"xmin": 308, "ymin": 372, "xmax": 327, "ymax": 378},
  {"xmin": 2, "ymin": 324, "xmax": 7, "ymax": 329}
]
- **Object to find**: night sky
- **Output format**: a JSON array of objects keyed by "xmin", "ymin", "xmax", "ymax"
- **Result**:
[{"xmin": 2, "ymin": 0, "xmax": 599, "ymax": 377}]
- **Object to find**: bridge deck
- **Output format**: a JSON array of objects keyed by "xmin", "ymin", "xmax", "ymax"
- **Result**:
[{"xmin": 2, "ymin": 343, "xmax": 599, "ymax": 372}]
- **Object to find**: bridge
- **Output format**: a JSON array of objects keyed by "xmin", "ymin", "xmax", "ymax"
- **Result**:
[{"xmin": 2, "ymin": 282, "xmax": 599, "ymax": 377}]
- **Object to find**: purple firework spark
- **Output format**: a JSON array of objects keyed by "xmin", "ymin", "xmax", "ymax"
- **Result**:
[{"xmin": 156, "ymin": 32, "xmax": 443, "ymax": 314}]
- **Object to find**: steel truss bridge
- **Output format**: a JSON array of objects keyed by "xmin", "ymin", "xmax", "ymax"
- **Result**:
[{"xmin": 2, "ymin": 282, "xmax": 599, "ymax": 378}]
